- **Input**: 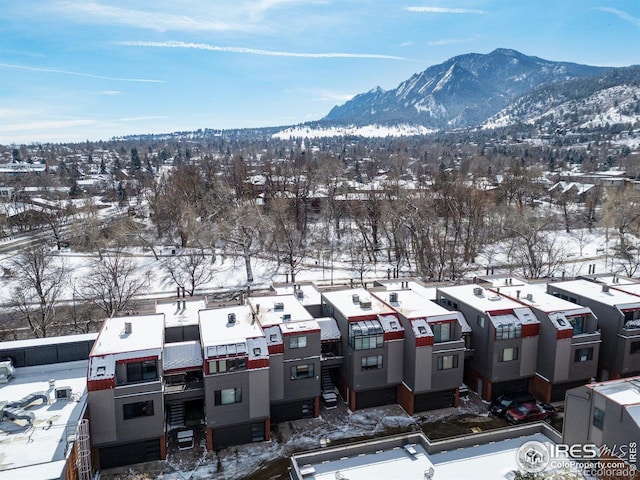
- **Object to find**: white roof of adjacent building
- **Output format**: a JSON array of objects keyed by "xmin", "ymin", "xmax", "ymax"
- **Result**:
[
  {"xmin": 247, "ymin": 294, "xmax": 314, "ymax": 327},
  {"xmin": 374, "ymin": 280, "xmax": 438, "ymax": 300},
  {"xmin": 271, "ymin": 283, "xmax": 322, "ymax": 306},
  {"xmin": 322, "ymin": 288, "xmax": 395, "ymax": 319},
  {"xmin": 0, "ymin": 360, "xmax": 88, "ymax": 479},
  {"xmin": 497, "ymin": 285, "xmax": 591, "ymax": 314},
  {"xmin": 591, "ymin": 377, "xmax": 640, "ymax": 406},
  {"xmin": 372, "ymin": 289, "xmax": 450, "ymax": 319},
  {"xmin": 90, "ymin": 314, "xmax": 164, "ymax": 356},
  {"xmin": 157, "ymin": 297, "xmax": 207, "ymax": 327},
  {"xmin": 438, "ymin": 284, "xmax": 529, "ymax": 313},
  {"xmin": 199, "ymin": 305, "xmax": 265, "ymax": 350},
  {"xmin": 0, "ymin": 333, "xmax": 97, "ymax": 351},
  {"xmin": 550, "ymin": 280, "xmax": 640, "ymax": 307}
]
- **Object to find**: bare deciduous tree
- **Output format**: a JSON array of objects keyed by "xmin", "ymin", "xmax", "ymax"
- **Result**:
[{"xmin": 161, "ymin": 247, "xmax": 213, "ymax": 296}]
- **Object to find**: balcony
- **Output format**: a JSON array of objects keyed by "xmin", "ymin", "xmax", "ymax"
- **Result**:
[
  {"xmin": 432, "ymin": 338, "xmax": 465, "ymax": 353},
  {"xmin": 164, "ymin": 371, "xmax": 204, "ymax": 400},
  {"xmin": 570, "ymin": 330, "xmax": 601, "ymax": 346}
]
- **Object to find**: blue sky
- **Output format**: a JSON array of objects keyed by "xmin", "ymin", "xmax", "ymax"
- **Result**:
[{"xmin": 1, "ymin": 0, "xmax": 639, "ymax": 144}]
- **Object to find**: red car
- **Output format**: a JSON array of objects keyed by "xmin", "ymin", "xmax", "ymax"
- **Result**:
[{"xmin": 505, "ymin": 402, "xmax": 555, "ymax": 424}]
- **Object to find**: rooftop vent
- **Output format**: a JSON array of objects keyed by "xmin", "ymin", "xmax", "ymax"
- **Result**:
[
  {"xmin": 473, "ymin": 287, "xmax": 483, "ymax": 296},
  {"xmin": 283, "ymin": 313, "xmax": 291, "ymax": 321},
  {"xmin": 55, "ymin": 386, "xmax": 73, "ymax": 401},
  {"xmin": 124, "ymin": 322, "xmax": 132, "ymax": 334},
  {"xmin": 352, "ymin": 294, "xmax": 360, "ymax": 304},
  {"xmin": 274, "ymin": 302, "xmax": 285, "ymax": 311},
  {"xmin": 602, "ymin": 284, "xmax": 610, "ymax": 293},
  {"xmin": 227, "ymin": 313, "xmax": 236, "ymax": 324},
  {"xmin": 359, "ymin": 298, "xmax": 372, "ymax": 309},
  {"xmin": 295, "ymin": 289, "xmax": 304, "ymax": 300},
  {"xmin": 526, "ymin": 293, "xmax": 533, "ymax": 301},
  {"xmin": 389, "ymin": 292, "xmax": 398, "ymax": 303}
]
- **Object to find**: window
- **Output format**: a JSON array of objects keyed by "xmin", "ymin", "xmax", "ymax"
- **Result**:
[
  {"xmin": 477, "ymin": 315, "xmax": 485, "ymax": 328},
  {"xmin": 289, "ymin": 335, "xmax": 307, "ymax": 349},
  {"xmin": 432, "ymin": 323, "xmax": 451, "ymax": 343},
  {"xmin": 495, "ymin": 323, "xmax": 522, "ymax": 340},
  {"xmin": 568, "ymin": 316, "xmax": 585, "ymax": 335},
  {"xmin": 123, "ymin": 400, "xmax": 154, "ymax": 419},
  {"xmin": 499, "ymin": 347, "xmax": 518, "ymax": 362},
  {"xmin": 437, "ymin": 354, "xmax": 459, "ymax": 370},
  {"xmin": 361, "ymin": 355, "xmax": 383, "ymax": 370},
  {"xmin": 624, "ymin": 310, "xmax": 640, "ymax": 327},
  {"xmin": 574, "ymin": 347, "xmax": 593, "ymax": 362},
  {"xmin": 593, "ymin": 407, "xmax": 605, "ymax": 430},
  {"xmin": 125, "ymin": 360, "xmax": 157, "ymax": 383},
  {"xmin": 290, "ymin": 364, "xmax": 314, "ymax": 380},
  {"xmin": 630, "ymin": 341, "xmax": 640, "ymax": 355},
  {"xmin": 214, "ymin": 387, "xmax": 242, "ymax": 406},
  {"xmin": 208, "ymin": 357, "xmax": 246, "ymax": 374},
  {"xmin": 349, "ymin": 322, "xmax": 384, "ymax": 350}
]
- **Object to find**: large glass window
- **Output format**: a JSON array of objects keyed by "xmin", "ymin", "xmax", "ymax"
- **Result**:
[
  {"xmin": 361, "ymin": 355, "xmax": 383, "ymax": 370},
  {"xmin": 208, "ymin": 357, "xmax": 246, "ymax": 374},
  {"xmin": 214, "ymin": 388, "xmax": 242, "ymax": 406},
  {"xmin": 593, "ymin": 407, "xmax": 605, "ymax": 429},
  {"xmin": 432, "ymin": 323, "xmax": 451, "ymax": 343},
  {"xmin": 495, "ymin": 323, "xmax": 522, "ymax": 340},
  {"xmin": 437, "ymin": 354, "xmax": 459, "ymax": 370},
  {"xmin": 574, "ymin": 347, "xmax": 593, "ymax": 362},
  {"xmin": 290, "ymin": 364, "xmax": 314, "ymax": 380},
  {"xmin": 123, "ymin": 400, "xmax": 154, "ymax": 419},
  {"xmin": 499, "ymin": 347, "xmax": 519, "ymax": 362},
  {"xmin": 568, "ymin": 316, "xmax": 585, "ymax": 335},
  {"xmin": 289, "ymin": 336, "xmax": 307, "ymax": 349},
  {"xmin": 349, "ymin": 321, "xmax": 384, "ymax": 350},
  {"xmin": 125, "ymin": 360, "xmax": 158, "ymax": 383}
]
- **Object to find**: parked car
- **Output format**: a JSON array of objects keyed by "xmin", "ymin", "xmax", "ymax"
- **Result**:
[
  {"xmin": 505, "ymin": 402, "xmax": 556, "ymax": 424},
  {"xmin": 489, "ymin": 392, "xmax": 536, "ymax": 416}
]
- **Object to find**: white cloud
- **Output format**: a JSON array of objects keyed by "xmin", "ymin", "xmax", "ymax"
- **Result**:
[
  {"xmin": 118, "ymin": 116, "xmax": 169, "ymax": 122},
  {"xmin": 400, "ymin": 41, "xmax": 414, "ymax": 47},
  {"xmin": 428, "ymin": 37, "xmax": 476, "ymax": 46},
  {"xmin": 2, "ymin": 119, "xmax": 98, "ymax": 133},
  {"xmin": 405, "ymin": 6, "xmax": 487, "ymax": 14},
  {"xmin": 305, "ymin": 89, "xmax": 355, "ymax": 102},
  {"xmin": 116, "ymin": 40, "xmax": 408, "ymax": 60},
  {"xmin": 99, "ymin": 90, "xmax": 121, "ymax": 95},
  {"xmin": 0, "ymin": 63, "xmax": 164, "ymax": 83},
  {"xmin": 595, "ymin": 7, "xmax": 640, "ymax": 27},
  {"xmin": 51, "ymin": 1, "xmax": 249, "ymax": 33}
]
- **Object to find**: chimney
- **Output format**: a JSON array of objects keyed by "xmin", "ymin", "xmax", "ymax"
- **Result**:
[
  {"xmin": 516, "ymin": 290, "xmax": 521, "ymax": 298},
  {"xmin": 602, "ymin": 284, "xmax": 610, "ymax": 293}
]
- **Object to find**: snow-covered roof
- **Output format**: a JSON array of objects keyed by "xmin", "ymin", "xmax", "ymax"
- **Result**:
[
  {"xmin": 199, "ymin": 305, "xmax": 264, "ymax": 351},
  {"xmin": 322, "ymin": 288, "xmax": 395, "ymax": 320},
  {"xmin": 550, "ymin": 280, "xmax": 640, "ymax": 308},
  {"xmin": 437, "ymin": 284, "xmax": 526, "ymax": 313},
  {"xmin": 279, "ymin": 319, "xmax": 321, "ymax": 335},
  {"xmin": 498, "ymin": 285, "xmax": 594, "ymax": 314},
  {"xmin": 90, "ymin": 314, "xmax": 165, "ymax": 357},
  {"xmin": 263, "ymin": 325, "xmax": 283, "ymax": 346},
  {"xmin": 378, "ymin": 314, "xmax": 404, "ymax": 334},
  {"xmin": 247, "ymin": 294, "xmax": 314, "ymax": 327},
  {"xmin": 374, "ymin": 279, "xmax": 438, "ymax": 300},
  {"xmin": 157, "ymin": 297, "xmax": 207, "ymax": 327},
  {"xmin": 0, "ymin": 333, "xmax": 97, "ymax": 351},
  {"xmin": 163, "ymin": 340, "xmax": 203, "ymax": 371},
  {"xmin": 410, "ymin": 318, "xmax": 433, "ymax": 339},
  {"xmin": 372, "ymin": 289, "xmax": 451, "ymax": 319},
  {"xmin": 247, "ymin": 337, "xmax": 269, "ymax": 360},
  {"xmin": 271, "ymin": 283, "xmax": 322, "ymax": 306},
  {"xmin": 591, "ymin": 378, "xmax": 640, "ymax": 406},
  {"xmin": 0, "ymin": 360, "xmax": 88, "ymax": 479}
]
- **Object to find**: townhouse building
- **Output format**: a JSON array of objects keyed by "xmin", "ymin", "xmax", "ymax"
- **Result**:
[
  {"xmin": 546, "ymin": 279, "xmax": 640, "ymax": 380},
  {"xmin": 564, "ymin": 377, "xmax": 640, "ymax": 472},
  {"xmin": 247, "ymin": 294, "xmax": 322, "ymax": 422},
  {"xmin": 371, "ymin": 288, "xmax": 468, "ymax": 413},
  {"xmin": 436, "ymin": 284, "xmax": 540, "ymax": 401},
  {"xmin": 497, "ymin": 285, "xmax": 601, "ymax": 402},
  {"xmin": 321, "ymin": 288, "xmax": 404, "ymax": 410}
]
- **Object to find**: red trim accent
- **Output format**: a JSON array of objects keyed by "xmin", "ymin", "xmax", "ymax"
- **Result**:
[
  {"xmin": 87, "ymin": 378, "xmax": 115, "ymax": 391},
  {"xmin": 281, "ymin": 329, "xmax": 321, "ymax": 336},
  {"xmin": 487, "ymin": 309, "xmax": 514, "ymax": 316},
  {"xmin": 556, "ymin": 329, "xmax": 573, "ymax": 340},
  {"xmin": 521, "ymin": 323, "xmax": 540, "ymax": 337},
  {"xmin": 348, "ymin": 314, "xmax": 379, "ymax": 322},
  {"xmin": 384, "ymin": 330, "xmax": 404, "ymax": 341},
  {"xmin": 429, "ymin": 319, "xmax": 455, "ymax": 325},
  {"xmin": 415, "ymin": 336, "xmax": 433, "ymax": 347},
  {"xmin": 247, "ymin": 358, "xmax": 269, "ymax": 369},
  {"xmin": 268, "ymin": 344, "xmax": 284, "ymax": 355},
  {"xmin": 115, "ymin": 355, "xmax": 157, "ymax": 364},
  {"xmin": 620, "ymin": 308, "xmax": 640, "ymax": 312}
]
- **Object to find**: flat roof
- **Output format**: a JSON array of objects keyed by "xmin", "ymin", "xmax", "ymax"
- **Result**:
[
  {"xmin": 247, "ymin": 295, "xmax": 314, "ymax": 327},
  {"xmin": 591, "ymin": 377, "xmax": 640, "ymax": 406},
  {"xmin": 374, "ymin": 279, "xmax": 438, "ymax": 300},
  {"xmin": 497, "ymin": 285, "xmax": 593, "ymax": 314},
  {"xmin": 549, "ymin": 280, "xmax": 640, "ymax": 307},
  {"xmin": 292, "ymin": 431, "xmax": 565, "ymax": 480},
  {"xmin": 90, "ymin": 314, "xmax": 165, "ymax": 356},
  {"xmin": 0, "ymin": 333, "xmax": 97, "ymax": 351},
  {"xmin": 156, "ymin": 297, "xmax": 207, "ymax": 327},
  {"xmin": 437, "ymin": 284, "xmax": 527, "ymax": 313},
  {"xmin": 271, "ymin": 283, "xmax": 322, "ymax": 306},
  {"xmin": 372, "ymin": 289, "xmax": 452, "ymax": 319},
  {"xmin": 199, "ymin": 305, "xmax": 265, "ymax": 349},
  {"xmin": 0, "ymin": 360, "xmax": 88, "ymax": 479},
  {"xmin": 321, "ymin": 288, "xmax": 395, "ymax": 319}
]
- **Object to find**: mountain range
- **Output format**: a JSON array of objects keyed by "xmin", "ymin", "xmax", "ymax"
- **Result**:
[{"xmin": 274, "ymin": 48, "xmax": 640, "ymax": 137}]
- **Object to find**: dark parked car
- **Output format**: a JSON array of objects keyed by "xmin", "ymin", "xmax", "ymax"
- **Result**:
[
  {"xmin": 505, "ymin": 402, "xmax": 556, "ymax": 424},
  {"xmin": 489, "ymin": 392, "xmax": 536, "ymax": 416}
]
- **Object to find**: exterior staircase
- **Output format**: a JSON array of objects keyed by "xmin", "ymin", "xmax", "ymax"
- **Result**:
[{"xmin": 168, "ymin": 403, "xmax": 184, "ymax": 430}]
